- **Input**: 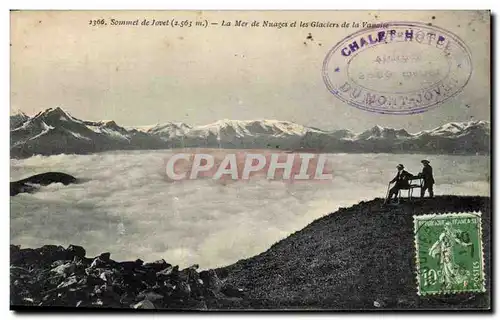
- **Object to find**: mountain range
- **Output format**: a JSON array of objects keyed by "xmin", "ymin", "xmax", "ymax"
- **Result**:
[{"xmin": 10, "ymin": 107, "xmax": 490, "ymax": 158}]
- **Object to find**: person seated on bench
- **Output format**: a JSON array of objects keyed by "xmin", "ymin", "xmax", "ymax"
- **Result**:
[{"xmin": 388, "ymin": 164, "xmax": 415, "ymax": 201}]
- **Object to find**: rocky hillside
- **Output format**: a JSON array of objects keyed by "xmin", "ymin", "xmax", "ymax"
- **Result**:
[
  {"xmin": 10, "ymin": 244, "xmax": 243, "ymax": 310},
  {"xmin": 215, "ymin": 196, "xmax": 491, "ymax": 310},
  {"xmin": 10, "ymin": 196, "xmax": 491, "ymax": 310}
]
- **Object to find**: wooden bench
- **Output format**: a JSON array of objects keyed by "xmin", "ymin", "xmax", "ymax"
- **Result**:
[{"xmin": 397, "ymin": 177, "xmax": 424, "ymax": 203}]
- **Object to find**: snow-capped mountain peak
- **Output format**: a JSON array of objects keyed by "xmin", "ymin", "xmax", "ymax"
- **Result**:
[
  {"xmin": 357, "ymin": 125, "xmax": 411, "ymax": 140},
  {"xmin": 420, "ymin": 120, "xmax": 490, "ymax": 137},
  {"xmin": 147, "ymin": 122, "xmax": 192, "ymax": 138},
  {"xmin": 10, "ymin": 109, "xmax": 27, "ymax": 117},
  {"xmin": 10, "ymin": 110, "xmax": 29, "ymax": 130},
  {"xmin": 187, "ymin": 119, "xmax": 322, "ymax": 138},
  {"xmin": 30, "ymin": 107, "xmax": 85, "ymax": 125}
]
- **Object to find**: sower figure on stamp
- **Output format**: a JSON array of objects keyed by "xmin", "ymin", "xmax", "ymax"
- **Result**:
[
  {"xmin": 387, "ymin": 164, "xmax": 414, "ymax": 202},
  {"xmin": 429, "ymin": 222, "xmax": 472, "ymax": 289},
  {"xmin": 418, "ymin": 160, "xmax": 435, "ymax": 198}
]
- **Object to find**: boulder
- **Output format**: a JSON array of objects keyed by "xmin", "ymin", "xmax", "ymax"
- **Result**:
[
  {"xmin": 137, "ymin": 291, "xmax": 164, "ymax": 302},
  {"xmin": 11, "ymin": 248, "xmax": 40, "ymax": 266},
  {"xmin": 132, "ymin": 299, "xmax": 156, "ymax": 309},
  {"xmin": 144, "ymin": 259, "xmax": 171, "ymax": 271},
  {"xmin": 66, "ymin": 245, "xmax": 86, "ymax": 260},
  {"xmin": 184, "ymin": 264, "xmax": 199, "ymax": 271},
  {"xmin": 98, "ymin": 284, "xmax": 121, "ymax": 303},
  {"xmin": 89, "ymin": 257, "xmax": 107, "ymax": 269},
  {"xmin": 199, "ymin": 270, "xmax": 222, "ymax": 292},
  {"xmin": 181, "ymin": 267, "xmax": 204, "ymax": 297},
  {"xmin": 56, "ymin": 275, "xmax": 79, "ymax": 289},
  {"xmin": 38, "ymin": 245, "xmax": 67, "ymax": 263},
  {"xmin": 119, "ymin": 259, "xmax": 144, "ymax": 271},
  {"xmin": 99, "ymin": 270, "xmax": 114, "ymax": 283},
  {"xmin": 84, "ymin": 274, "xmax": 105, "ymax": 287},
  {"xmin": 174, "ymin": 281, "xmax": 191, "ymax": 298},
  {"xmin": 51, "ymin": 262, "xmax": 76, "ymax": 277},
  {"xmin": 99, "ymin": 252, "xmax": 111, "ymax": 261},
  {"xmin": 51, "ymin": 260, "xmax": 69, "ymax": 268},
  {"xmin": 46, "ymin": 274, "xmax": 65, "ymax": 287},
  {"xmin": 156, "ymin": 266, "xmax": 174, "ymax": 277},
  {"xmin": 74, "ymin": 255, "xmax": 94, "ymax": 267},
  {"xmin": 154, "ymin": 281, "xmax": 176, "ymax": 297}
]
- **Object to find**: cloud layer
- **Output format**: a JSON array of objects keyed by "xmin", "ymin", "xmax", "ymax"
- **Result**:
[{"xmin": 10, "ymin": 151, "xmax": 489, "ymax": 269}]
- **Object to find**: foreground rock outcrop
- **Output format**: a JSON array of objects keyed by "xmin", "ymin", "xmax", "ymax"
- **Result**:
[{"xmin": 10, "ymin": 244, "xmax": 243, "ymax": 310}]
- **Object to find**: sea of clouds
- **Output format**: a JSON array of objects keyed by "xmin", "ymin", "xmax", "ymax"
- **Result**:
[{"xmin": 10, "ymin": 150, "xmax": 489, "ymax": 269}]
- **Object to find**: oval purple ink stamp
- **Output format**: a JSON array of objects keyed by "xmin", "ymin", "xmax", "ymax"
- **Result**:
[{"xmin": 322, "ymin": 22, "xmax": 472, "ymax": 115}]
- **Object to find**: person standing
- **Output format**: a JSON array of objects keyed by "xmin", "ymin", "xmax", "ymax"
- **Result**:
[{"xmin": 419, "ymin": 160, "xmax": 435, "ymax": 198}]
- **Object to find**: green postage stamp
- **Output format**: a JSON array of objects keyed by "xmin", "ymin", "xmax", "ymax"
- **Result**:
[{"xmin": 413, "ymin": 212, "xmax": 486, "ymax": 296}]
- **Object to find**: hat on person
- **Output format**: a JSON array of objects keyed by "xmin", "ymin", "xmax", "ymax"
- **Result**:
[
  {"xmin": 421, "ymin": 160, "xmax": 430, "ymax": 164},
  {"xmin": 397, "ymin": 164, "xmax": 404, "ymax": 169}
]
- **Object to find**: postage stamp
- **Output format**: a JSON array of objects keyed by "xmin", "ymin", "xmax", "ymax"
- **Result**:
[
  {"xmin": 413, "ymin": 212, "xmax": 486, "ymax": 296},
  {"xmin": 322, "ymin": 21, "xmax": 473, "ymax": 115}
]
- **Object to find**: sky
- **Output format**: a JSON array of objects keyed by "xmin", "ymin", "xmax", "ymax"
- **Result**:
[{"xmin": 10, "ymin": 10, "xmax": 490, "ymax": 132}]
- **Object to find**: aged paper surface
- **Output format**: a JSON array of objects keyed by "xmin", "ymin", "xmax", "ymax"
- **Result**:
[{"xmin": 10, "ymin": 10, "xmax": 490, "ymax": 310}]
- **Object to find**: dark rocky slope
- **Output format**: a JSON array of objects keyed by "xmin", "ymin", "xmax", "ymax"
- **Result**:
[
  {"xmin": 10, "ymin": 196, "xmax": 490, "ymax": 310},
  {"xmin": 215, "ymin": 196, "xmax": 491, "ymax": 310},
  {"xmin": 10, "ymin": 245, "xmax": 242, "ymax": 310}
]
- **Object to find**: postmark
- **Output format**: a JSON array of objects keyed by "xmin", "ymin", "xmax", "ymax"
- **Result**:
[
  {"xmin": 322, "ymin": 22, "xmax": 473, "ymax": 115},
  {"xmin": 413, "ymin": 212, "xmax": 485, "ymax": 296}
]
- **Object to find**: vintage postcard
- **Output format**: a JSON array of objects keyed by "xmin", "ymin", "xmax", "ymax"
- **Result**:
[{"xmin": 10, "ymin": 10, "xmax": 491, "ymax": 310}]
